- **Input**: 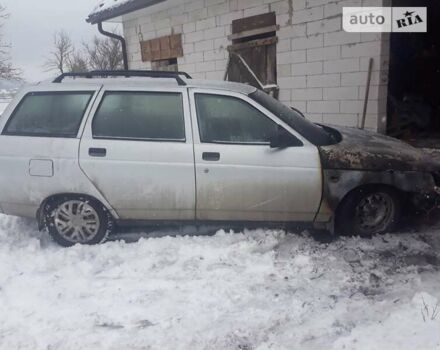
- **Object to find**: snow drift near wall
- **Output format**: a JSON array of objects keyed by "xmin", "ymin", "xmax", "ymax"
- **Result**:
[{"xmin": 1, "ymin": 213, "xmax": 440, "ymax": 349}]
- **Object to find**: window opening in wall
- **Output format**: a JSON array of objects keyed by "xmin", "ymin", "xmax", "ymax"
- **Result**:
[
  {"xmin": 225, "ymin": 12, "xmax": 279, "ymax": 98},
  {"xmin": 152, "ymin": 58, "xmax": 178, "ymax": 72}
]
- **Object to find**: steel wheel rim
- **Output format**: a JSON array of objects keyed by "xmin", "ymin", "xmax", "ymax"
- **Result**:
[
  {"xmin": 54, "ymin": 200, "xmax": 100, "ymax": 243},
  {"xmin": 354, "ymin": 192, "xmax": 395, "ymax": 234}
]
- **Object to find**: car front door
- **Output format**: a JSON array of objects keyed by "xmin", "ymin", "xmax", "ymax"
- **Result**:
[
  {"xmin": 79, "ymin": 87, "xmax": 195, "ymax": 220},
  {"xmin": 189, "ymin": 89, "xmax": 322, "ymax": 223}
]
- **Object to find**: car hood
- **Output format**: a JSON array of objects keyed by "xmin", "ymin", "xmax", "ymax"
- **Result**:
[{"xmin": 318, "ymin": 125, "xmax": 439, "ymax": 172}]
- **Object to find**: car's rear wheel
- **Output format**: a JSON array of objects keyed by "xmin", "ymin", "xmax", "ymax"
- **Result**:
[
  {"xmin": 44, "ymin": 195, "xmax": 113, "ymax": 247},
  {"xmin": 336, "ymin": 186, "xmax": 401, "ymax": 237}
]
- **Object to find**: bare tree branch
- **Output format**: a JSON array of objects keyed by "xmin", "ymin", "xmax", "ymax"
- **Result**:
[
  {"xmin": 45, "ymin": 28, "xmax": 124, "ymax": 76},
  {"xmin": 83, "ymin": 32, "xmax": 123, "ymax": 71},
  {"xmin": 0, "ymin": 5, "xmax": 21, "ymax": 80},
  {"xmin": 44, "ymin": 31, "xmax": 73, "ymax": 74},
  {"xmin": 67, "ymin": 51, "xmax": 88, "ymax": 73}
]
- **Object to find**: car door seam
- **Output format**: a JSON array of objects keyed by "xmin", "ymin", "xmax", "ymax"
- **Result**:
[
  {"xmin": 187, "ymin": 88, "xmax": 198, "ymax": 221},
  {"xmin": 77, "ymin": 85, "xmax": 120, "ymax": 219}
]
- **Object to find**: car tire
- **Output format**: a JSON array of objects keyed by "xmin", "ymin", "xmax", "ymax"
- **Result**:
[
  {"xmin": 43, "ymin": 195, "xmax": 114, "ymax": 247},
  {"xmin": 335, "ymin": 186, "xmax": 401, "ymax": 237}
]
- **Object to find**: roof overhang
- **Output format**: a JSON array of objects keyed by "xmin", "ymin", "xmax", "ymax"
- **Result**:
[{"xmin": 86, "ymin": 0, "xmax": 166, "ymax": 24}]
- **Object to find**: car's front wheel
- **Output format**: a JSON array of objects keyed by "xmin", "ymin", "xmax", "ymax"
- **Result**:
[
  {"xmin": 336, "ymin": 186, "xmax": 401, "ymax": 237},
  {"xmin": 44, "ymin": 195, "xmax": 113, "ymax": 247}
]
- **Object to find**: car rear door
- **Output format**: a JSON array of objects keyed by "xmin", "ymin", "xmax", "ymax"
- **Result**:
[
  {"xmin": 189, "ymin": 89, "xmax": 322, "ymax": 223},
  {"xmin": 79, "ymin": 85, "xmax": 196, "ymax": 221},
  {"xmin": 0, "ymin": 83, "xmax": 108, "ymax": 218}
]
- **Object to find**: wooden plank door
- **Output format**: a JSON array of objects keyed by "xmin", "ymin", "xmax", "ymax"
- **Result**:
[
  {"xmin": 228, "ymin": 38, "xmax": 277, "ymax": 90},
  {"xmin": 226, "ymin": 12, "xmax": 278, "ymax": 97}
]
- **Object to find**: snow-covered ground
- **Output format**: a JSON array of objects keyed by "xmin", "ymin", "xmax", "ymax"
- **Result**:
[
  {"xmin": 0, "ymin": 100, "xmax": 10, "ymax": 115},
  {"xmin": 1, "ymin": 214, "xmax": 440, "ymax": 350},
  {"xmin": 0, "ymin": 89, "xmax": 16, "ymax": 115}
]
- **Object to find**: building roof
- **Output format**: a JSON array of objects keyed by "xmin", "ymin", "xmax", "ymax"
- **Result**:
[{"xmin": 86, "ymin": 0, "xmax": 165, "ymax": 24}]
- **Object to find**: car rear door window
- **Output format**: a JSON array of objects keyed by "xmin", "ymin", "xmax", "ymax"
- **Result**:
[
  {"xmin": 195, "ymin": 93, "xmax": 278, "ymax": 144},
  {"xmin": 3, "ymin": 92, "xmax": 93, "ymax": 137},
  {"xmin": 92, "ymin": 92, "xmax": 185, "ymax": 141}
]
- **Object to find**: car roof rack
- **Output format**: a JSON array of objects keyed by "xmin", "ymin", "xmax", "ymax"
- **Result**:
[{"xmin": 53, "ymin": 70, "xmax": 192, "ymax": 86}]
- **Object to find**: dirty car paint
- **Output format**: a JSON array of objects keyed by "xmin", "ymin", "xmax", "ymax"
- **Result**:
[
  {"xmin": 315, "ymin": 126, "xmax": 439, "ymax": 220},
  {"xmin": 322, "ymin": 169, "xmax": 436, "ymax": 210},
  {"xmin": 319, "ymin": 126, "xmax": 439, "ymax": 172}
]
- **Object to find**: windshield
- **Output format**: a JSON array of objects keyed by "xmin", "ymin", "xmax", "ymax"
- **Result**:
[{"xmin": 249, "ymin": 89, "xmax": 338, "ymax": 146}]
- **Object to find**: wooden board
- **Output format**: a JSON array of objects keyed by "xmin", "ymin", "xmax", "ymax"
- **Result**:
[
  {"xmin": 232, "ymin": 12, "xmax": 276, "ymax": 34},
  {"xmin": 228, "ymin": 37, "xmax": 278, "ymax": 52},
  {"xmin": 140, "ymin": 34, "xmax": 183, "ymax": 62},
  {"xmin": 227, "ymin": 25, "xmax": 279, "ymax": 41}
]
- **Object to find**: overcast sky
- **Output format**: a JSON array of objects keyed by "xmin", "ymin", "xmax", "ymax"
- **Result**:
[{"xmin": 2, "ymin": 0, "xmax": 117, "ymax": 82}]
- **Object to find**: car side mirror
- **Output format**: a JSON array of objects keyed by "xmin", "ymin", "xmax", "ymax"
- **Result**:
[{"xmin": 270, "ymin": 125, "xmax": 303, "ymax": 148}]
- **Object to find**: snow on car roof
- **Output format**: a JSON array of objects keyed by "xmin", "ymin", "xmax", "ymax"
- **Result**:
[
  {"xmin": 36, "ymin": 76, "xmax": 257, "ymax": 95},
  {"xmin": 189, "ymin": 79, "xmax": 257, "ymax": 95}
]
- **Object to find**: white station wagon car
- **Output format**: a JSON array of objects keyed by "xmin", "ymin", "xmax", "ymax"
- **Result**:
[{"xmin": 0, "ymin": 71, "xmax": 438, "ymax": 247}]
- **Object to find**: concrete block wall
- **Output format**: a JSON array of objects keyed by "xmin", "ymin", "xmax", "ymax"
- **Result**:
[{"xmin": 121, "ymin": 0, "xmax": 390, "ymax": 132}]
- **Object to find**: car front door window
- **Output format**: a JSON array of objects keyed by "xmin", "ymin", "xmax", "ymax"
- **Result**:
[{"xmin": 194, "ymin": 93, "xmax": 278, "ymax": 144}]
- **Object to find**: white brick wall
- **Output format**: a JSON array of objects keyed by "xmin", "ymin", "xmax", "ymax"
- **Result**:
[{"xmin": 121, "ymin": 0, "xmax": 389, "ymax": 131}]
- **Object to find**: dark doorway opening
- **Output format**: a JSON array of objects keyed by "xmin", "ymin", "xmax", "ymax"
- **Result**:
[{"xmin": 387, "ymin": 0, "xmax": 440, "ymax": 147}]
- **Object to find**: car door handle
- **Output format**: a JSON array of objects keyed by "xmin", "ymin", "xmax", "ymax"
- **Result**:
[
  {"xmin": 89, "ymin": 148, "xmax": 107, "ymax": 157},
  {"xmin": 202, "ymin": 152, "xmax": 220, "ymax": 161}
]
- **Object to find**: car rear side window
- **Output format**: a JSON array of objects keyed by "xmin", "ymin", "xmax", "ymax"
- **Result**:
[
  {"xmin": 92, "ymin": 92, "xmax": 185, "ymax": 141},
  {"xmin": 3, "ymin": 92, "xmax": 93, "ymax": 137},
  {"xmin": 195, "ymin": 93, "xmax": 278, "ymax": 144}
]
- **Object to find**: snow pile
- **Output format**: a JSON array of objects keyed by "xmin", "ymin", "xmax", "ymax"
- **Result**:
[
  {"xmin": 1, "ymin": 213, "xmax": 440, "ymax": 349},
  {"xmin": 0, "ymin": 87, "xmax": 18, "ymax": 115},
  {"xmin": 0, "ymin": 101, "xmax": 9, "ymax": 115},
  {"xmin": 334, "ymin": 292, "xmax": 440, "ymax": 350},
  {"xmin": 90, "ymin": 0, "xmax": 135, "ymax": 17}
]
